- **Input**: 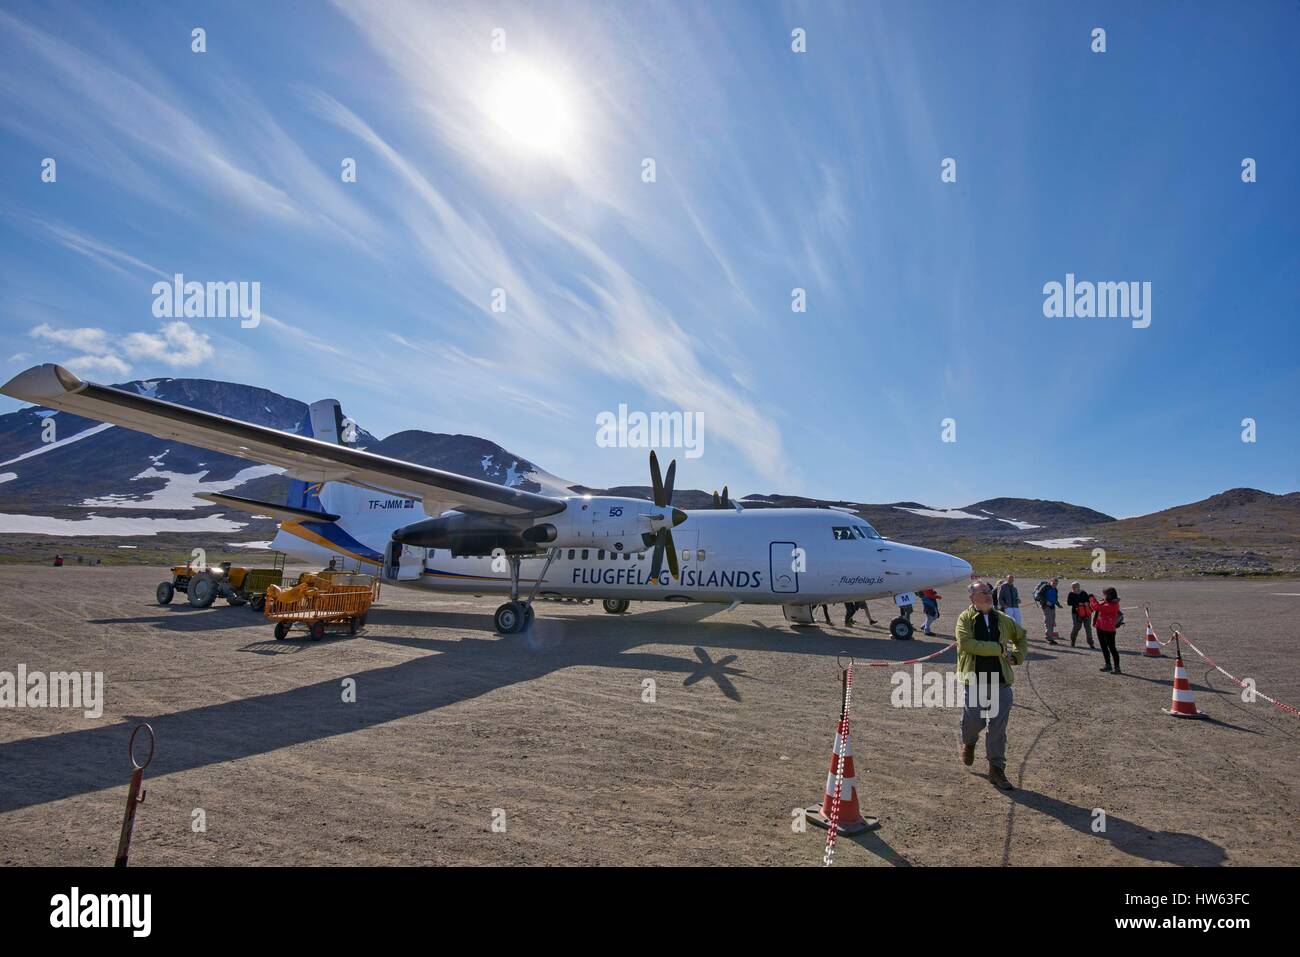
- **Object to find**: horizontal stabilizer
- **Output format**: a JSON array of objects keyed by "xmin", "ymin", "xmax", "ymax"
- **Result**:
[{"xmin": 197, "ymin": 492, "xmax": 340, "ymax": 524}]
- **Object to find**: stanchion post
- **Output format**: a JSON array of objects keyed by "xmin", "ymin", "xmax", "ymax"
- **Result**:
[{"xmin": 115, "ymin": 723, "xmax": 155, "ymax": 867}]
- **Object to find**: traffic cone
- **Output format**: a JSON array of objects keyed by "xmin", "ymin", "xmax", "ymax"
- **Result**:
[
  {"xmin": 1162, "ymin": 653, "xmax": 1206, "ymax": 719},
  {"xmin": 1142, "ymin": 623, "xmax": 1163, "ymax": 657},
  {"xmin": 805, "ymin": 725, "xmax": 880, "ymax": 834}
]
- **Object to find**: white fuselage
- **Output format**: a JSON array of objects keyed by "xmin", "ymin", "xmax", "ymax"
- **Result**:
[{"xmin": 272, "ymin": 492, "xmax": 972, "ymax": 605}]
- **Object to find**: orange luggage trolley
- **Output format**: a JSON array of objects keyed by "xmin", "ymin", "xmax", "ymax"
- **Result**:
[{"xmin": 264, "ymin": 574, "xmax": 380, "ymax": 641}]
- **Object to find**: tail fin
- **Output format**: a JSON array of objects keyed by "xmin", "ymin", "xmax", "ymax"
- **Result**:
[{"xmin": 287, "ymin": 399, "xmax": 357, "ymax": 514}]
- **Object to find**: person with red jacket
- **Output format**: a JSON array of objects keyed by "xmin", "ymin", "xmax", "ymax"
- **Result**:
[
  {"xmin": 919, "ymin": 587, "xmax": 942, "ymax": 635},
  {"xmin": 1088, "ymin": 587, "xmax": 1123, "ymax": 674}
]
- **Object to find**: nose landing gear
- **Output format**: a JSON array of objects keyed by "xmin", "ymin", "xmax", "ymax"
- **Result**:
[{"xmin": 888, "ymin": 616, "xmax": 915, "ymax": 640}]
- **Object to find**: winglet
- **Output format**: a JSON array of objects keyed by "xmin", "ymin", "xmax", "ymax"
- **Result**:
[{"xmin": 1, "ymin": 363, "xmax": 86, "ymax": 404}]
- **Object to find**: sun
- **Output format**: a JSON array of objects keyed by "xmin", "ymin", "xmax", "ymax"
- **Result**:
[{"xmin": 484, "ymin": 63, "xmax": 576, "ymax": 155}]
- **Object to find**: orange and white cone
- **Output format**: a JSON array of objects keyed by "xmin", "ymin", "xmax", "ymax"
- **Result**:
[
  {"xmin": 1162, "ymin": 653, "xmax": 1205, "ymax": 719},
  {"xmin": 1143, "ymin": 623, "xmax": 1163, "ymax": 657},
  {"xmin": 805, "ymin": 726, "xmax": 879, "ymax": 834}
]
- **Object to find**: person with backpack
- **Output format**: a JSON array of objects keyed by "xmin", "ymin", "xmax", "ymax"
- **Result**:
[
  {"xmin": 1033, "ymin": 577, "xmax": 1062, "ymax": 644},
  {"xmin": 1088, "ymin": 587, "xmax": 1124, "ymax": 673},
  {"xmin": 1066, "ymin": 581, "xmax": 1095, "ymax": 648},
  {"xmin": 919, "ymin": 588, "xmax": 942, "ymax": 635}
]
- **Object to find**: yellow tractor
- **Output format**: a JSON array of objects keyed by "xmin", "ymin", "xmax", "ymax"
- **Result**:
[{"xmin": 156, "ymin": 555, "xmax": 285, "ymax": 611}]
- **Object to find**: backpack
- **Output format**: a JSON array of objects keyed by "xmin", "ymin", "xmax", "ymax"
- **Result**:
[
  {"xmin": 1032, "ymin": 580, "xmax": 1049, "ymax": 604},
  {"xmin": 1115, "ymin": 610, "xmax": 1125, "ymax": 629}
]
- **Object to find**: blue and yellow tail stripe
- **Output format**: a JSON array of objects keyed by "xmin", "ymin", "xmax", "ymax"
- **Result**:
[{"xmin": 280, "ymin": 520, "xmax": 382, "ymax": 566}]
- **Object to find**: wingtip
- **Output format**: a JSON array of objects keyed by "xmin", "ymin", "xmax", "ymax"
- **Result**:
[{"xmin": 0, "ymin": 363, "xmax": 84, "ymax": 403}]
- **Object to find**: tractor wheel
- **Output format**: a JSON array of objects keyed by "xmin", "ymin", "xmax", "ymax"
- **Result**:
[
  {"xmin": 226, "ymin": 593, "xmax": 248, "ymax": 607},
  {"xmin": 309, "ymin": 622, "xmax": 326, "ymax": 641},
  {"xmin": 156, "ymin": 582, "xmax": 175, "ymax": 605},
  {"xmin": 187, "ymin": 573, "xmax": 218, "ymax": 608},
  {"xmin": 250, "ymin": 595, "xmax": 266, "ymax": 613},
  {"xmin": 274, "ymin": 621, "xmax": 291, "ymax": 641}
]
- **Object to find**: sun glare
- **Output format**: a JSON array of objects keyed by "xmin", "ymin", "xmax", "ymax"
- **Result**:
[{"xmin": 485, "ymin": 63, "xmax": 575, "ymax": 155}]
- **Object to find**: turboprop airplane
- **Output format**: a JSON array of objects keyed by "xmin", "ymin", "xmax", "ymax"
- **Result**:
[{"xmin": 2, "ymin": 364, "xmax": 973, "ymax": 636}]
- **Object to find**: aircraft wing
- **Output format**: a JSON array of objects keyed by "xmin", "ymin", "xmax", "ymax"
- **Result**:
[{"xmin": 1, "ymin": 364, "xmax": 566, "ymax": 519}]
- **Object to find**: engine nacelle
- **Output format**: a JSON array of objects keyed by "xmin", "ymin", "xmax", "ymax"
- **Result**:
[
  {"xmin": 528, "ymin": 496, "xmax": 686, "ymax": 552},
  {"xmin": 392, "ymin": 512, "xmax": 533, "ymax": 557}
]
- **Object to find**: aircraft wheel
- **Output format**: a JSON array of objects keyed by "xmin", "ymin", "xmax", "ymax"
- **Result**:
[
  {"xmin": 889, "ymin": 616, "xmax": 914, "ymax": 640},
  {"xmin": 601, "ymin": 599, "xmax": 630, "ymax": 615},
  {"xmin": 156, "ymin": 581, "xmax": 175, "ymax": 605},
  {"xmin": 523, "ymin": 604, "xmax": 535, "ymax": 629},
  {"xmin": 187, "ymin": 573, "xmax": 218, "ymax": 608},
  {"xmin": 274, "ymin": 621, "xmax": 291, "ymax": 641},
  {"xmin": 494, "ymin": 601, "xmax": 525, "ymax": 634}
]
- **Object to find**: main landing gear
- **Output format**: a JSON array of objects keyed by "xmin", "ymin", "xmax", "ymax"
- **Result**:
[
  {"xmin": 493, "ymin": 548, "xmax": 558, "ymax": 635},
  {"xmin": 602, "ymin": 599, "xmax": 630, "ymax": 615}
]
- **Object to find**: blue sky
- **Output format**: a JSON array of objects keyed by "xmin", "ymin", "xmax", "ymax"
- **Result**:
[{"xmin": 1, "ymin": 0, "xmax": 1297, "ymax": 518}]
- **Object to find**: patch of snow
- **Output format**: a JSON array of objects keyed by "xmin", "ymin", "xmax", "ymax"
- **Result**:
[
  {"xmin": 998, "ymin": 518, "xmax": 1042, "ymax": 530},
  {"xmin": 894, "ymin": 506, "xmax": 988, "ymax": 521},
  {"xmin": 81, "ymin": 464, "xmax": 283, "ymax": 510},
  {"xmin": 0, "ymin": 472, "xmax": 15, "ymax": 485},
  {"xmin": 231, "ymin": 540, "xmax": 274, "ymax": 549},
  {"xmin": 117, "ymin": 545, "xmax": 138, "ymax": 549},
  {"xmin": 0, "ymin": 423, "xmax": 115, "ymax": 469},
  {"xmin": 1025, "ymin": 537, "xmax": 1094, "ymax": 549},
  {"xmin": 0, "ymin": 513, "xmax": 248, "ymax": 536}
]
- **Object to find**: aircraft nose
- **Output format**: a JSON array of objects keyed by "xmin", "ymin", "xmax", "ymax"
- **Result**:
[{"xmin": 949, "ymin": 556, "xmax": 973, "ymax": 583}]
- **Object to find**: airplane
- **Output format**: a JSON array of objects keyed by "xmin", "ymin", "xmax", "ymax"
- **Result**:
[{"xmin": 2, "ymin": 363, "xmax": 973, "ymax": 636}]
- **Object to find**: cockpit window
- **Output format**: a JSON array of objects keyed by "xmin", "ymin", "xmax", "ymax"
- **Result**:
[{"xmin": 833, "ymin": 524, "xmax": 883, "ymax": 541}]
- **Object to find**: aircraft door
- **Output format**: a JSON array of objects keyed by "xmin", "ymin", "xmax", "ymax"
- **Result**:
[
  {"xmin": 384, "ymin": 540, "xmax": 425, "ymax": 581},
  {"xmin": 769, "ymin": 540, "xmax": 800, "ymax": 594}
]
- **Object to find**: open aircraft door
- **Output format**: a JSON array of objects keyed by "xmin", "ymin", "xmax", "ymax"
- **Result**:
[{"xmin": 384, "ymin": 540, "xmax": 425, "ymax": 581}]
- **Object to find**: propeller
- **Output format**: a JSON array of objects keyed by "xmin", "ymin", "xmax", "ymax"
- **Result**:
[
  {"xmin": 711, "ymin": 486, "xmax": 731, "ymax": 509},
  {"xmin": 645, "ymin": 450, "xmax": 687, "ymax": 580}
]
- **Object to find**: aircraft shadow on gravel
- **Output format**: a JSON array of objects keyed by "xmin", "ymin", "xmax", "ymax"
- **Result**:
[{"xmin": 0, "ymin": 602, "xmax": 949, "ymax": 814}]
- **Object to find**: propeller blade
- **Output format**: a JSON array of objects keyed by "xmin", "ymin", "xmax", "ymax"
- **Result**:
[
  {"xmin": 648, "ymin": 528, "xmax": 666, "ymax": 579},
  {"xmin": 712, "ymin": 490, "xmax": 721, "ymax": 507},
  {"xmin": 722, "ymin": 485, "xmax": 729, "ymax": 506},
  {"xmin": 665, "ymin": 529, "xmax": 680, "ymax": 580},
  {"xmin": 663, "ymin": 458, "xmax": 677, "ymax": 505},
  {"xmin": 649, "ymin": 450, "xmax": 665, "ymax": 507}
]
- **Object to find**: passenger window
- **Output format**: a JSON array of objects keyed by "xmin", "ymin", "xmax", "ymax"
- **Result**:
[
  {"xmin": 697, "ymin": 549, "xmax": 706, "ymax": 561},
  {"xmin": 682, "ymin": 549, "xmax": 690, "ymax": 562},
  {"xmin": 597, "ymin": 550, "xmax": 605, "ymax": 560},
  {"xmin": 567, "ymin": 549, "xmax": 575, "ymax": 560},
  {"xmin": 581, "ymin": 549, "xmax": 589, "ymax": 560}
]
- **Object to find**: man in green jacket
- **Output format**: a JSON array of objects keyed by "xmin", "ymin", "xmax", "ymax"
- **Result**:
[{"xmin": 955, "ymin": 580, "xmax": 1028, "ymax": 790}]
